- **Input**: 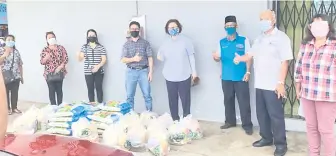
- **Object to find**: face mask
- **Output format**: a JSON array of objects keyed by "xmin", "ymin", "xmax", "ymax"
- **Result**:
[
  {"xmin": 88, "ymin": 36, "xmax": 97, "ymax": 43},
  {"xmin": 6, "ymin": 41, "xmax": 15, "ymax": 48},
  {"xmin": 260, "ymin": 20, "xmax": 272, "ymax": 32},
  {"xmin": 130, "ymin": 31, "xmax": 140, "ymax": 38},
  {"xmin": 168, "ymin": 28, "xmax": 179, "ymax": 36},
  {"xmin": 225, "ymin": 27, "xmax": 236, "ymax": 35},
  {"xmin": 311, "ymin": 21, "xmax": 329, "ymax": 38},
  {"xmin": 48, "ymin": 38, "xmax": 57, "ymax": 45}
]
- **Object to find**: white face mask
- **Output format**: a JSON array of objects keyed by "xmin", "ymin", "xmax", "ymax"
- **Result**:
[{"xmin": 47, "ymin": 38, "xmax": 57, "ymax": 45}]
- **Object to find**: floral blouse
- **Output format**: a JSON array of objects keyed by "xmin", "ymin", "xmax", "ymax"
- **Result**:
[
  {"xmin": 0, "ymin": 48, "xmax": 23, "ymax": 80},
  {"xmin": 40, "ymin": 45, "xmax": 69, "ymax": 78}
]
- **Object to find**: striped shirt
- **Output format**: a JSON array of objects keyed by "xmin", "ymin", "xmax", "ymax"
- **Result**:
[
  {"xmin": 294, "ymin": 39, "xmax": 336, "ymax": 102},
  {"xmin": 81, "ymin": 44, "xmax": 107, "ymax": 75}
]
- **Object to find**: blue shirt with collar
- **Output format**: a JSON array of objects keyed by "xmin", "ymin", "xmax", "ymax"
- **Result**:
[{"xmin": 218, "ymin": 34, "xmax": 250, "ymax": 81}]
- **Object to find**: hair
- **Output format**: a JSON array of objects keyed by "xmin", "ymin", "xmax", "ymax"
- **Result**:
[
  {"xmin": 129, "ymin": 21, "xmax": 140, "ymax": 29},
  {"xmin": 165, "ymin": 19, "xmax": 183, "ymax": 34},
  {"xmin": 302, "ymin": 14, "xmax": 336, "ymax": 44},
  {"xmin": 86, "ymin": 29, "xmax": 100, "ymax": 45},
  {"xmin": 45, "ymin": 31, "xmax": 56, "ymax": 46},
  {"xmin": 5, "ymin": 34, "xmax": 16, "ymax": 49}
]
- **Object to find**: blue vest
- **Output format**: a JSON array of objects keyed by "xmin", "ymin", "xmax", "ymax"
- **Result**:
[{"xmin": 220, "ymin": 35, "xmax": 247, "ymax": 81}]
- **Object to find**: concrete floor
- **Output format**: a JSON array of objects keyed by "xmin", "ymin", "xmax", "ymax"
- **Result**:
[{"xmin": 8, "ymin": 101, "xmax": 308, "ymax": 156}]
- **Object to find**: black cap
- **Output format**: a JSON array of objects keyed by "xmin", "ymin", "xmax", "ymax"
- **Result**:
[{"xmin": 225, "ymin": 15, "xmax": 237, "ymax": 24}]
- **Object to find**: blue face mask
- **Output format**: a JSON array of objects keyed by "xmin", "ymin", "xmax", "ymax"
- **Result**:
[
  {"xmin": 260, "ymin": 20, "xmax": 272, "ymax": 32},
  {"xmin": 6, "ymin": 41, "xmax": 15, "ymax": 48},
  {"xmin": 168, "ymin": 28, "xmax": 179, "ymax": 36},
  {"xmin": 225, "ymin": 27, "xmax": 236, "ymax": 35}
]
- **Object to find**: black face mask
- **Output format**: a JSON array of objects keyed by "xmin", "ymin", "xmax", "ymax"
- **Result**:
[
  {"xmin": 88, "ymin": 36, "xmax": 97, "ymax": 43},
  {"xmin": 130, "ymin": 31, "xmax": 140, "ymax": 38}
]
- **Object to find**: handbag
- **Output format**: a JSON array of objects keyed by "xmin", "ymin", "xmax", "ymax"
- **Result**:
[
  {"xmin": 46, "ymin": 47, "xmax": 64, "ymax": 82},
  {"xmin": 3, "ymin": 51, "xmax": 15, "ymax": 84}
]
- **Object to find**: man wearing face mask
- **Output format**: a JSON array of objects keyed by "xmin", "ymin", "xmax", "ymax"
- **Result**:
[
  {"xmin": 234, "ymin": 10, "xmax": 292, "ymax": 156},
  {"xmin": 121, "ymin": 21, "xmax": 153, "ymax": 111},
  {"xmin": 212, "ymin": 15, "xmax": 253, "ymax": 135}
]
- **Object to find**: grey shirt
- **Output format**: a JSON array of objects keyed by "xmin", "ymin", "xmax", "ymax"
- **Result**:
[
  {"xmin": 158, "ymin": 35, "xmax": 197, "ymax": 82},
  {"xmin": 121, "ymin": 38, "xmax": 153, "ymax": 68},
  {"xmin": 248, "ymin": 28, "xmax": 293, "ymax": 91}
]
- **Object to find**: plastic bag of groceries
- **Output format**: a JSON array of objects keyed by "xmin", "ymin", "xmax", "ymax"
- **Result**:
[
  {"xmin": 167, "ymin": 121, "xmax": 192, "ymax": 145},
  {"xmin": 146, "ymin": 120, "xmax": 170, "ymax": 156},
  {"xmin": 102, "ymin": 123, "xmax": 124, "ymax": 147},
  {"xmin": 11, "ymin": 105, "xmax": 39, "ymax": 134},
  {"xmin": 180, "ymin": 115, "xmax": 203, "ymax": 140},
  {"xmin": 157, "ymin": 113, "xmax": 174, "ymax": 129},
  {"xmin": 140, "ymin": 111, "xmax": 158, "ymax": 128},
  {"xmin": 118, "ymin": 111, "xmax": 140, "ymax": 129},
  {"xmin": 124, "ymin": 122, "xmax": 147, "ymax": 152},
  {"xmin": 37, "ymin": 105, "xmax": 58, "ymax": 131},
  {"xmin": 72, "ymin": 118, "xmax": 99, "ymax": 142}
]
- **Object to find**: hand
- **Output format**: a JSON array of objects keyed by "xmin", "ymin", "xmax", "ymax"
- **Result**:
[
  {"xmin": 43, "ymin": 53, "xmax": 51, "ymax": 62},
  {"xmin": 20, "ymin": 78, "xmax": 24, "ymax": 84},
  {"xmin": 148, "ymin": 72, "xmax": 153, "ymax": 82},
  {"xmin": 295, "ymin": 83, "xmax": 301, "ymax": 99},
  {"xmin": 275, "ymin": 83, "xmax": 286, "ymax": 99},
  {"xmin": 233, "ymin": 53, "xmax": 242, "ymax": 64},
  {"xmin": 78, "ymin": 52, "xmax": 85, "ymax": 61},
  {"xmin": 91, "ymin": 65, "xmax": 101, "ymax": 73},
  {"xmin": 132, "ymin": 53, "xmax": 142, "ymax": 62},
  {"xmin": 212, "ymin": 51, "xmax": 220, "ymax": 61},
  {"xmin": 3, "ymin": 48, "xmax": 10, "ymax": 57},
  {"xmin": 55, "ymin": 65, "xmax": 63, "ymax": 73},
  {"xmin": 242, "ymin": 72, "xmax": 250, "ymax": 82}
]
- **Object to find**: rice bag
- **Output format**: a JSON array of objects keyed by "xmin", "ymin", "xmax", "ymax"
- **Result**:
[
  {"xmin": 124, "ymin": 123, "xmax": 147, "ymax": 151},
  {"xmin": 157, "ymin": 113, "xmax": 174, "ymax": 129},
  {"xmin": 140, "ymin": 111, "xmax": 158, "ymax": 127},
  {"xmin": 180, "ymin": 115, "xmax": 203, "ymax": 140},
  {"xmin": 147, "ymin": 129, "xmax": 170, "ymax": 156},
  {"xmin": 167, "ymin": 122, "xmax": 192, "ymax": 145},
  {"xmin": 87, "ymin": 111, "xmax": 120, "ymax": 124},
  {"xmin": 47, "ymin": 127, "xmax": 72, "ymax": 136},
  {"xmin": 72, "ymin": 118, "xmax": 99, "ymax": 142},
  {"xmin": 98, "ymin": 101, "xmax": 132, "ymax": 113},
  {"xmin": 48, "ymin": 121, "xmax": 72, "ymax": 128}
]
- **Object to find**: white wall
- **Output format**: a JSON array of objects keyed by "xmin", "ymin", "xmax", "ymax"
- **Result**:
[{"xmin": 7, "ymin": 1, "xmax": 268, "ymax": 123}]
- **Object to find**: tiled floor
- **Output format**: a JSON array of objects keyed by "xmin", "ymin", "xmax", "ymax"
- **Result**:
[{"xmin": 9, "ymin": 101, "xmax": 307, "ymax": 156}]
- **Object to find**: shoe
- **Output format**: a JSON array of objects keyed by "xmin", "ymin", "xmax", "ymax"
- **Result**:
[
  {"xmin": 220, "ymin": 123, "xmax": 236, "ymax": 129},
  {"xmin": 252, "ymin": 139, "xmax": 273, "ymax": 147},
  {"xmin": 274, "ymin": 146, "xmax": 287, "ymax": 156},
  {"xmin": 245, "ymin": 129, "xmax": 253, "ymax": 135}
]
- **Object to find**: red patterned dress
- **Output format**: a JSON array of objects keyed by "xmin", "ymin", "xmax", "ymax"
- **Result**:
[{"xmin": 40, "ymin": 45, "xmax": 69, "ymax": 79}]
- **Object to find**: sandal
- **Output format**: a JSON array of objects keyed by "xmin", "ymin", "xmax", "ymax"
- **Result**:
[
  {"xmin": 8, "ymin": 110, "xmax": 12, "ymax": 115},
  {"xmin": 12, "ymin": 109, "xmax": 22, "ymax": 114}
]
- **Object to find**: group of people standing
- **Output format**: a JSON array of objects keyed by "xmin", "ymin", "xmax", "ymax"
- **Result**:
[
  {"xmin": 212, "ymin": 9, "xmax": 336, "ymax": 156},
  {"xmin": 0, "ymin": 8, "xmax": 335, "ymax": 156}
]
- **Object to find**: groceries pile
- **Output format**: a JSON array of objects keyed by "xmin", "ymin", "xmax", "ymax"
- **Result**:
[{"xmin": 11, "ymin": 102, "xmax": 203, "ymax": 156}]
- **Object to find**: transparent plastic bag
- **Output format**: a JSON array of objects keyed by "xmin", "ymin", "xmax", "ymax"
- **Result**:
[
  {"xmin": 157, "ymin": 113, "xmax": 174, "ymax": 129},
  {"xmin": 180, "ymin": 115, "xmax": 203, "ymax": 140},
  {"xmin": 140, "ymin": 111, "xmax": 158, "ymax": 127},
  {"xmin": 102, "ymin": 124, "xmax": 122, "ymax": 147},
  {"xmin": 72, "ymin": 118, "xmax": 99, "ymax": 142},
  {"xmin": 12, "ymin": 105, "xmax": 39, "ymax": 134},
  {"xmin": 124, "ymin": 123, "xmax": 147, "ymax": 152},
  {"xmin": 167, "ymin": 122, "xmax": 192, "ymax": 145},
  {"xmin": 146, "ymin": 124, "xmax": 170, "ymax": 156},
  {"xmin": 118, "ymin": 111, "xmax": 140, "ymax": 128}
]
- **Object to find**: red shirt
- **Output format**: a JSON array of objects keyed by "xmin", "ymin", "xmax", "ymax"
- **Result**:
[{"xmin": 40, "ymin": 45, "xmax": 69, "ymax": 78}]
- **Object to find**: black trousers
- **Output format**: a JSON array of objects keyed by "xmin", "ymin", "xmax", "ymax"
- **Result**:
[
  {"xmin": 166, "ymin": 77, "xmax": 191, "ymax": 121},
  {"xmin": 47, "ymin": 80, "xmax": 63, "ymax": 105},
  {"xmin": 85, "ymin": 73, "xmax": 104, "ymax": 103},
  {"xmin": 222, "ymin": 80, "xmax": 253, "ymax": 130},
  {"xmin": 256, "ymin": 89, "xmax": 287, "ymax": 147},
  {"xmin": 5, "ymin": 79, "xmax": 20, "ymax": 110}
]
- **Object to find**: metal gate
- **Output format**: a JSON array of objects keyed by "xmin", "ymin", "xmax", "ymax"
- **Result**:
[{"xmin": 273, "ymin": 0, "xmax": 336, "ymax": 118}]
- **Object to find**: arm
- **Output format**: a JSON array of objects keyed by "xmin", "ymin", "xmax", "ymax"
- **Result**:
[
  {"xmin": 40, "ymin": 48, "xmax": 49, "ymax": 65},
  {"xmin": 294, "ymin": 44, "xmax": 304, "ymax": 84},
  {"xmin": 278, "ymin": 36, "xmax": 294, "ymax": 83},
  {"xmin": 213, "ymin": 43, "xmax": 221, "ymax": 62},
  {"xmin": 120, "ymin": 43, "xmax": 135, "ymax": 63},
  {"xmin": 78, "ymin": 45, "xmax": 85, "ymax": 62},
  {"xmin": 60, "ymin": 46, "xmax": 69, "ymax": 68},
  {"xmin": 0, "ymin": 48, "xmax": 7, "ymax": 64},
  {"xmin": 157, "ymin": 46, "xmax": 164, "ymax": 61},
  {"xmin": 18, "ymin": 52, "xmax": 23, "ymax": 79},
  {"xmin": 146, "ymin": 42, "xmax": 154, "ymax": 73},
  {"xmin": 0, "ymin": 71, "xmax": 7, "ymax": 143},
  {"xmin": 186, "ymin": 39, "xmax": 197, "ymax": 76},
  {"xmin": 244, "ymin": 38, "xmax": 252, "ymax": 73},
  {"xmin": 98, "ymin": 46, "xmax": 107, "ymax": 67}
]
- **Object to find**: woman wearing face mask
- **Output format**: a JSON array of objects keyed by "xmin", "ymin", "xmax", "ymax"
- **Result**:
[
  {"xmin": 157, "ymin": 19, "xmax": 198, "ymax": 121},
  {"xmin": 294, "ymin": 14, "xmax": 336, "ymax": 156},
  {"xmin": 40, "ymin": 31, "xmax": 69, "ymax": 106},
  {"xmin": 78, "ymin": 29, "xmax": 107, "ymax": 104},
  {"xmin": 0, "ymin": 35, "xmax": 23, "ymax": 115}
]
